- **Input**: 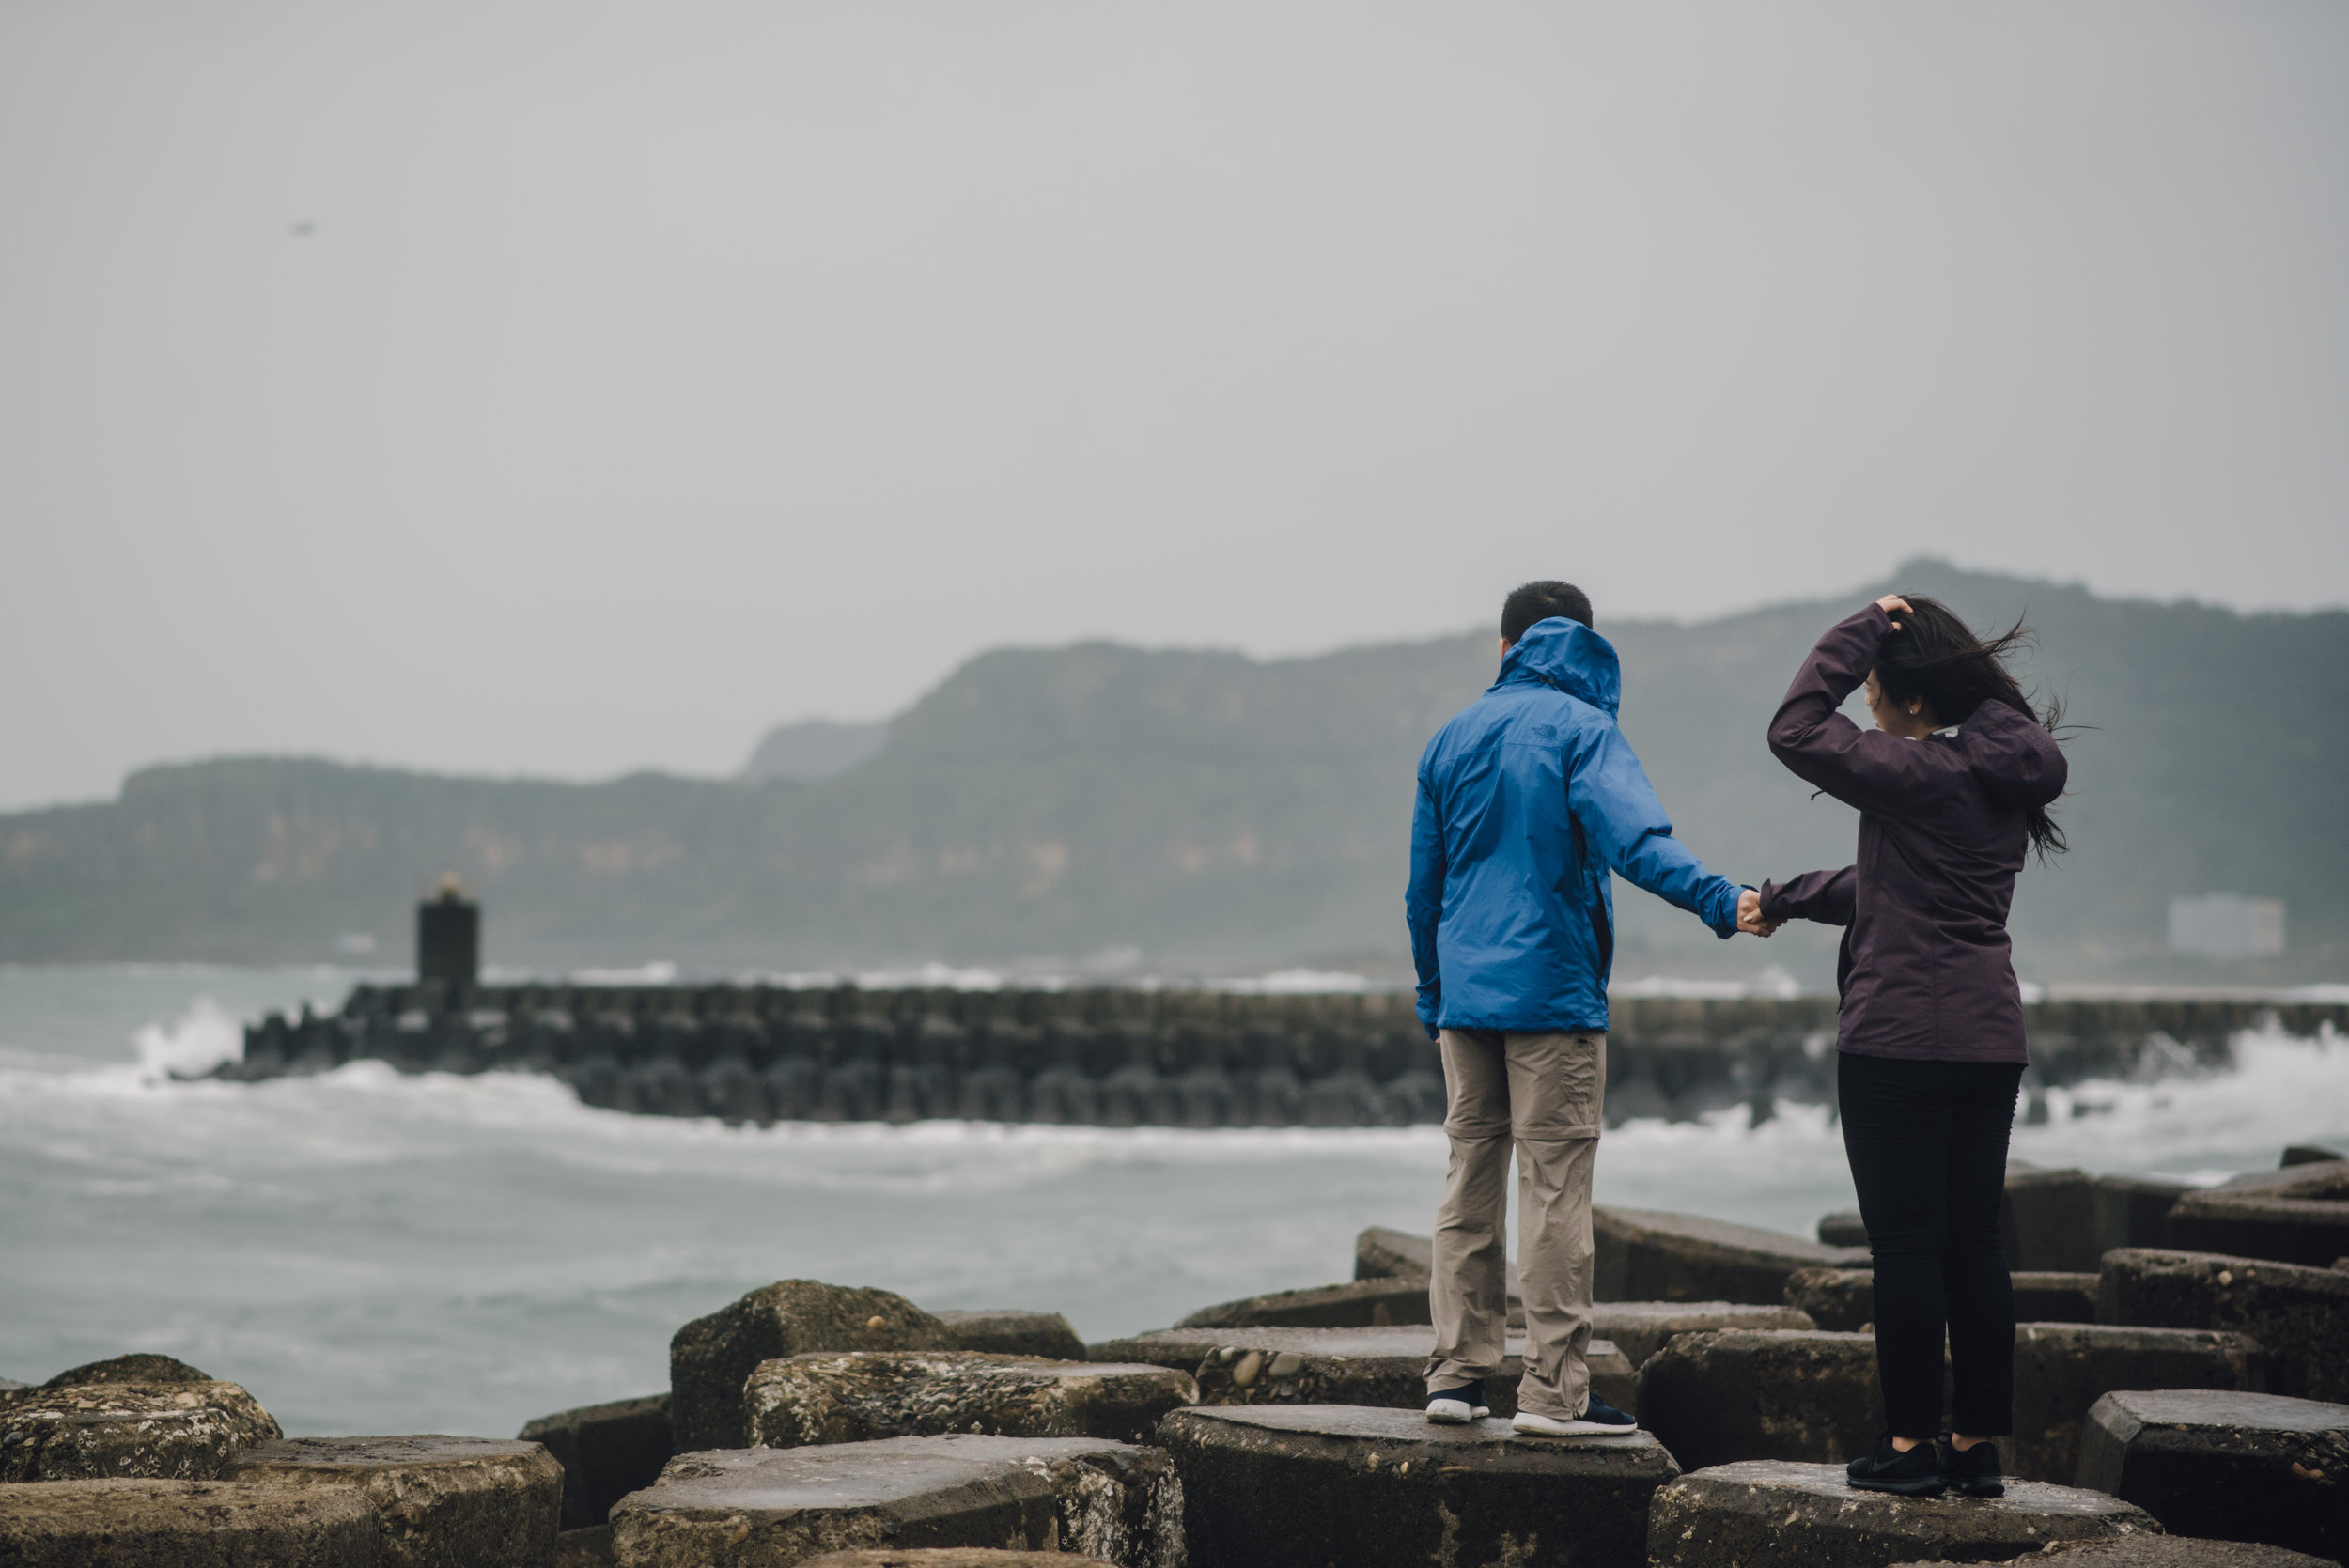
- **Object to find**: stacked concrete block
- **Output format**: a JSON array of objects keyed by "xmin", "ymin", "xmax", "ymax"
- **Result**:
[
  {"xmin": 1593, "ymin": 1207, "xmax": 1867, "ymax": 1304},
  {"xmin": 228, "ymin": 1436, "xmax": 562, "ymax": 1568},
  {"xmin": 1161, "ymin": 1404, "xmax": 1677, "ymax": 1568},
  {"xmin": 670, "ymin": 1281, "xmax": 956, "ymax": 1451},
  {"xmin": 2100, "ymin": 1250, "xmax": 2349, "ymax": 1402},
  {"xmin": 1647, "ymin": 1460, "xmax": 2159, "ymax": 1568},
  {"xmin": 2077, "ymin": 1389, "xmax": 2349, "ymax": 1561},
  {"xmin": 0, "ymin": 1477, "xmax": 386, "ymax": 1567},
  {"xmin": 1634, "ymin": 1330, "xmax": 1882, "ymax": 1470},
  {"xmin": 930, "ymin": 1311, "xmax": 1085, "ymax": 1361},
  {"xmin": 0, "ymin": 1380, "xmax": 282, "ymax": 1483},
  {"xmin": 740, "ymin": 1353, "xmax": 1193, "ymax": 1449},
  {"xmin": 518, "ymin": 1393, "xmax": 673, "ymax": 1531},
  {"xmin": 2008, "ymin": 1324, "xmax": 2265, "ymax": 1483},
  {"xmin": 2168, "ymin": 1164, "xmax": 2349, "ymax": 1270},
  {"xmin": 607, "ymin": 1434, "xmax": 1177, "ymax": 1568},
  {"xmin": 1174, "ymin": 1278, "xmax": 1430, "ymax": 1329}
]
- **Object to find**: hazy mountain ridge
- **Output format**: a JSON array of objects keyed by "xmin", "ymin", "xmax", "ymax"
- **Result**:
[{"xmin": 3, "ymin": 561, "xmax": 2341, "ymax": 976}]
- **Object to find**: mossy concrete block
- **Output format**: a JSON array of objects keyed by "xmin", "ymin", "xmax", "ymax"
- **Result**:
[
  {"xmin": 1594, "ymin": 1206, "xmax": 1866, "ymax": 1304},
  {"xmin": 1647, "ymin": 1460, "xmax": 2158, "ymax": 1568},
  {"xmin": 609, "ymin": 1434, "xmax": 1175, "ymax": 1568},
  {"xmin": 796, "ymin": 1552, "xmax": 1114, "ymax": 1567},
  {"xmin": 2169, "ymin": 1167, "xmax": 2349, "ymax": 1271},
  {"xmin": 2009, "ymin": 1324, "xmax": 2264, "ymax": 1483},
  {"xmin": 743, "ymin": 1353, "xmax": 1193, "ymax": 1449},
  {"xmin": 1588, "ymin": 1301, "xmax": 1816, "ymax": 1369},
  {"xmin": 1174, "ymin": 1278, "xmax": 1430, "ymax": 1330},
  {"xmin": 230, "ymin": 1436, "xmax": 563, "ymax": 1568},
  {"xmin": 1354, "ymin": 1226, "xmax": 1433, "ymax": 1280},
  {"xmin": 2099, "ymin": 1250, "xmax": 2349, "ymax": 1402},
  {"xmin": 519, "ymin": 1394, "xmax": 673, "ymax": 1531},
  {"xmin": 2008, "ymin": 1167, "xmax": 2106, "ymax": 1273},
  {"xmin": 671, "ymin": 1281, "xmax": 955, "ymax": 1451},
  {"xmin": 1087, "ymin": 1324, "xmax": 1633, "ymax": 1419},
  {"xmin": 0, "ymin": 1478, "xmax": 382, "ymax": 1566},
  {"xmin": 1636, "ymin": 1330, "xmax": 1881, "ymax": 1471},
  {"xmin": 0, "ymin": 1382, "xmax": 282, "ymax": 1482},
  {"xmin": 2076, "ymin": 1389, "xmax": 2349, "ymax": 1561},
  {"xmin": 2097, "ymin": 1175, "xmax": 2191, "ymax": 1252},
  {"xmin": 1891, "ymin": 1536, "xmax": 2336, "ymax": 1567},
  {"xmin": 39, "ymin": 1356, "xmax": 215, "ymax": 1389},
  {"xmin": 1160, "ymin": 1403, "xmax": 1677, "ymax": 1568},
  {"xmin": 1789, "ymin": 1269, "xmax": 2099, "ymax": 1335},
  {"xmin": 1786, "ymin": 1267, "xmax": 1876, "ymax": 1332},
  {"xmin": 1819, "ymin": 1210, "xmax": 1871, "ymax": 1247},
  {"xmin": 930, "ymin": 1312, "xmax": 1084, "ymax": 1362}
]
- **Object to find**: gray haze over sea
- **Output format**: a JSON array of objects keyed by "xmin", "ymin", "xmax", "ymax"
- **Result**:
[{"xmin": 6, "ymin": 965, "xmax": 2346, "ymax": 1440}]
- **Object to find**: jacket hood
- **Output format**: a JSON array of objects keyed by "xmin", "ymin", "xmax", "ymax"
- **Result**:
[
  {"xmin": 1958, "ymin": 699, "xmax": 2068, "ymax": 809},
  {"xmin": 1495, "ymin": 618, "xmax": 1621, "ymax": 717}
]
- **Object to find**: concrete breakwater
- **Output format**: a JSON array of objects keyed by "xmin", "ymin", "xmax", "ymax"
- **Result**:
[{"xmin": 224, "ymin": 984, "xmax": 2348, "ymax": 1128}]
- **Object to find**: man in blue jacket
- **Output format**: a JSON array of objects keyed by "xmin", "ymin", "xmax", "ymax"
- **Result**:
[{"xmin": 1408, "ymin": 580, "xmax": 1768, "ymax": 1436}]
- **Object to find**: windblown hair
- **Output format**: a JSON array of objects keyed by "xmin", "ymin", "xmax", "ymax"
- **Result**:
[
  {"xmin": 1875, "ymin": 593, "xmax": 2068, "ymax": 861},
  {"xmin": 1501, "ymin": 580, "xmax": 1594, "ymax": 643}
]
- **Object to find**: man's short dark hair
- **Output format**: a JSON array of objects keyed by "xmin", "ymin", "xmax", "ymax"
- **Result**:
[{"xmin": 1501, "ymin": 581, "xmax": 1594, "ymax": 644}]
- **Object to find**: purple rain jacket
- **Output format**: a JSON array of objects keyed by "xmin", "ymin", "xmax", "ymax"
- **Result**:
[{"xmin": 1758, "ymin": 603, "xmax": 2067, "ymax": 1063}]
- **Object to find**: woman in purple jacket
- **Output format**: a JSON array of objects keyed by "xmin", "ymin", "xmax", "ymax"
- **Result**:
[{"xmin": 1759, "ymin": 592, "xmax": 2068, "ymax": 1500}]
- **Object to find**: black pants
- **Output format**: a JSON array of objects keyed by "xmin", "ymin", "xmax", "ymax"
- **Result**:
[{"xmin": 1838, "ymin": 1051, "xmax": 2025, "ymax": 1440}]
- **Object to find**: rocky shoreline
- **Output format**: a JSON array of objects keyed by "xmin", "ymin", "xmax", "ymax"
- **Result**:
[{"xmin": 7, "ymin": 1151, "xmax": 2346, "ymax": 1566}]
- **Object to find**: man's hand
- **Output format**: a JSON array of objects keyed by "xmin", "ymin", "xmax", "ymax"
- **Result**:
[{"xmin": 1737, "ymin": 887, "xmax": 1780, "ymax": 937}]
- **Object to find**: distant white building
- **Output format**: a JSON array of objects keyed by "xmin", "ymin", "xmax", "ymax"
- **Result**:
[{"xmin": 2169, "ymin": 893, "xmax": 2285, "ymax": 958}]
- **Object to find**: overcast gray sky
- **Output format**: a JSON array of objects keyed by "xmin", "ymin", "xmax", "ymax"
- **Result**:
[{"xmin": 4, "ymin": 2, "xmax": 2343, "ymax": 811}]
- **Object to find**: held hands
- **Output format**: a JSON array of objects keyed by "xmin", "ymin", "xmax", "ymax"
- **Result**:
[{"xmin": 1737, "ymin": 887, "xmax": 1780, "ymax": 938}]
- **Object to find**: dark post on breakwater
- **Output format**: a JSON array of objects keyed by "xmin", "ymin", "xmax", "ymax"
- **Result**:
[{"xmin": 416, "ymin": 877, "xmax": 479, "ymax": 992}]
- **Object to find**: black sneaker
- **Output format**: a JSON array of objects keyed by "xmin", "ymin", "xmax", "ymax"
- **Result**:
[
  {"xmin": 1845, "ymin": 1435, "xmax": 1947, "ymax": 1496},
  {"xmin": 1941, "ymin": 1439, "xmax": 2004, "ymax": 1498},
  {"xmin": 1511, "ymin": 1395, "xmax": 1638, "ymax": 1436},
  {"xmin": 1425, "ymin": 1381, "xmax": 1488, "ymax": 1423}
]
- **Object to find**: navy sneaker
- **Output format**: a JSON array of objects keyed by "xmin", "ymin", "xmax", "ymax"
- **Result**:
[
  {"xmin": 1512, "ymin": 1395, "xmax": 1638, "ymax": 1436},
  {"xmin": 1425, "ymin": 1381, "xmax": 1489, "ymax": 1423},
  {"xmin": 1845, "ymin": 1435, "xmax": 1947, "ymax": 1496},
  {"xmin": 1941, "ymin": 1439, "xmax": 2004, "ymax": 1498}
]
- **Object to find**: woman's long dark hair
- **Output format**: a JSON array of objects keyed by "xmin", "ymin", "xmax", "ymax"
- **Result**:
[{"xmin": 1875, "ymin": 594, "xmax": 2068, "ymax": 861}]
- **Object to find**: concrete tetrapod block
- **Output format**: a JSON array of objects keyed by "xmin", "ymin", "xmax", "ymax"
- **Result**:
[
  {"xmin": 1646, "ymin": 1460, "xmax": 2159, "ymax": 1568},
  {"xmin": 1636, "ymin": 1329, "xmax": 1881, "ymax": 1471},
  {"xmin": 1088, "ymin": 1325, "xmax": 1637, "ymax": 1420},
  {"xmin": 1789, "ymin": 1269, "xmax": 2100, "ymax": 1333},
  {"xmin": 1593, "ymin": 1206, "xmax": 1867, "ymax": 1304},
  {"xmin": 2168, "ymin": 1165, "xmax": 2349, "ymax": 1270},
  {"xmin": 2099, "ymin": 1250, "xmax": 2349, "ymax": 1402},
  {"xmin": 1159, "ymin": 1403, "xmax": 1678, "ymax": 1568},
  {"xmin": 2075, "ymin": 1389, "xmax": 2349, "ymax": 1561},
  {"xmin": 1890, "ymin": 1538, "xmax": 2339, "ymax": 1568},
  {"xmin": 2097, "ymin": 1175, "xmax": 2192, "ymax": 1253},
  {"xmin": 608, "ymin": 1434, "xmax": 1176, "ymax": 1568},
  {"xmin": 38, "ymin": 1355, "xmax": 216, "ymax": 1389},
  {"xmin": 0, "ymin": 1477, "xmax": 385, "ymax": 1567},
  {"xmin": 229, "ymin": 1436, "xmax": 564, "ymax": 1568},
  {"xmin": 2007, "ymin": 1167, "xmax": 2106, "ymax": 1274},
  {"xmin": 2009, "ymin": 1324, "xmax": 2265, "ymax": 1485},
  {"xmin": 796, "ymin": 1554, "xmax": 1114, "ymax": 1568},
  {"xmin": 1587, "ymin": 1301, "xmax": 1817, "ymax": 1369},
  {"xmin": 929, "ymin": 1312, "xmax": 1085, "ymax": 1361},
  {"xmin": 671, "ymin": 1281, "xmax": 956, "ymax": 1451},
  {"xmin": 1355, "ymin": 1225, "xmax": 1434, "ymax": 1280},
  {"xmin": 1820, "ymin": 1210, "xmax": 1872, "ymax": 1247},
  {"xmin": 520, "ymin": 1393, "xmax": 674, "ymax": 1531},
  {"xmin": 1174, "ymin": 1277, "xmax": 1432, "ymax": 1329},
  {"xmin": 0, "ymin": 1381, "xmax": 283, "ymax": 1482},
  {"xmin": 742, "ymin": 1354, "xmax": 1194, "ymax": 1449}
]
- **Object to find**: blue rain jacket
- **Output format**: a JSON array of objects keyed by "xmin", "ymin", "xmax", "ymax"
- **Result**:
[{"xmin": 1408, "ymin": 617, "xmax": 1743, "ymax": 1038}]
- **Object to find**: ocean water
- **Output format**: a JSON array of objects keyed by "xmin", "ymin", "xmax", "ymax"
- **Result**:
[{"xmin": 3, "ymin": 965, "xmax": 2345, "ymax": 1442}]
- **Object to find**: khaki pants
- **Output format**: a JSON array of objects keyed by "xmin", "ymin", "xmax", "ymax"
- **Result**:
[{"xmin": 1424, "ymin": 1028, "xmax": 1606, "ymax": 1420}]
